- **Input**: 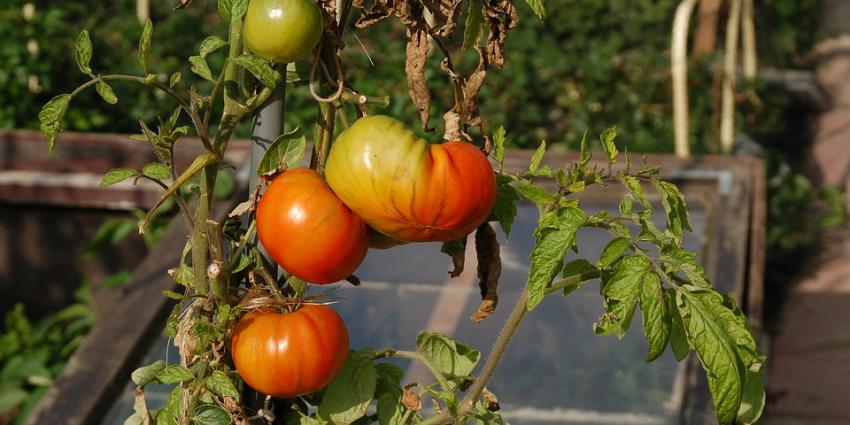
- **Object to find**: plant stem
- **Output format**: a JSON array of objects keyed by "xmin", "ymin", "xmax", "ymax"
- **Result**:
[{"xmin": 374, "ymin": 349, "xmax": 452, "ymax": 394}]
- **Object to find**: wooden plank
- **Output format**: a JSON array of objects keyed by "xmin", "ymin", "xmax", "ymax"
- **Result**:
[{"xmin": 746, "ymin": 158, "xmax": 767, "ymax": 333}]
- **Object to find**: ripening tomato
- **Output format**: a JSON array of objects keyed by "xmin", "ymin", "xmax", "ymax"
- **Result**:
[
  {"xmin": 230, "ymin": 305, "xmax": 349, "ymax": 398},
  {"xmin": 243, "ymin": 0, "xmax": 323, "ymax": 64},
  {"xmin": 325, "ymin": 115, "xmax": 497, "ymax": 242},
  {"xmin": 256, "ymin": 168, "xmax": 368, "ymax": 284}
]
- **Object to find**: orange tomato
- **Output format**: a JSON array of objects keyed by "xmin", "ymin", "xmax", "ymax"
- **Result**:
[
  {"xmin": 325, "ymin": 115, "xmax": 497, "ymax": 242},
  {"xmin": 230, "ymin": 305, "xmax": 349, "ymax": 398},
  {"xmin": 256, "ymin": 168, "xmax": 368, "ymax": 284}
]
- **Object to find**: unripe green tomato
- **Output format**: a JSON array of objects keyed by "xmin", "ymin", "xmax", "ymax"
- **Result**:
[{"xmin": 243, "ymin": 0, "xmax": 323, "ymax": 64}]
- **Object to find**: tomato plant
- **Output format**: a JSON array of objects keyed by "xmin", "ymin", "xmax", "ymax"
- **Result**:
[
  {"xmin": 38, "ymin": 0, "xmax": 766, "ymax": 423},
  {"xmin": 256, "ymin": 168, "xmax": 368, "ymax": 284},
  {"xmin": 326, "ymin": 115, "xmax": 497, "ymax": 242},
  {"xmin": 243, "ymin": 0, "xmax": 323, "ymax": 64},
  {"xmin": 230, "ymin": 304, "xmax": 349, "ymax": 398}
]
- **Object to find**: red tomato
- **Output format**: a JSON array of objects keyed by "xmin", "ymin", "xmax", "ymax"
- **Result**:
[
  {"xmin": 230, "ymin": 305, "xmax": 349, "ymax": 398},
  {"xmin": 325, "ymin": 115, "xmax": 497, "ymax": 242},
  {"xmin": 256, "ymin": 168, "xmax": 368, "ymax": 284}
]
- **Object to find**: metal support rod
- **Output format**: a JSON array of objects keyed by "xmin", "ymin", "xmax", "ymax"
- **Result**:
[
  {"xmin": 250, "ymin": 76, "xmax": 285, "ymax": 190},
  {"xmin": 672, "ymin": 0, "xmax": 699, "ymax": 158}
]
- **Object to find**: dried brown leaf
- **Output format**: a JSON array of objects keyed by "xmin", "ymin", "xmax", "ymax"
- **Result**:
[
  {"xmin": 482, "ymin": 388, "xmax": 501, "ymax": 411},
  {"xmin": 354, "ymin": 0, "xmax": 394, "ymax": 27},
  {"xmin": 482, "ymin": 0, "xmax": 518, "ymax": 68},
  {"xmin": 402, "ymin": 387, "xmax": 423, "ymax": 411},
  {"xmin": 470, "ymin": 223, "xmax": 501, "ymax": 322},
  {"xmin": 405, "ymin": 25, "xmax": 432, "ymax": 130}
]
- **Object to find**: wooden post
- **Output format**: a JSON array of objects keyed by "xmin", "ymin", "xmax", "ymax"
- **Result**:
[
  {"xmin": 672, "ymin": 0, "xmax": 699, "ymax": 158},
  {"xmin": 693, "ymin": 0, "xmax": 722, "ymax": 56},
  {"xmin": 741, "ymin": 0, "xmax": 757, "ymax": 79},
  {"xmin": 721, "ymin": 0, "xmax": 742, "ymax": 153},
  {"xmin": 136, "ymin": 0, "xmax": 149, "ymax": 24}
]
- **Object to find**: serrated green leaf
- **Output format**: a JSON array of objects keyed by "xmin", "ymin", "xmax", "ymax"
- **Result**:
[
  {"xmin": 205, "ymin": 371, "xmax": 240, "ymax": 402},
  {"xmin": 523, "ymin": 0, "xmax": 546, "ymax": 19},
  {"xmin": 560, "ymin": 259, "xmax": 596, "ymax": 295},
  {"xmin": 462, "ymin": 0, "xmax": 485, "ymax": 49},
  {"xmin": 492, "ymin": 174, "xmax": 518, "ymax": 237},
  {"xmin": 100, "ymin": 168, "xmax": 138, "ymax": 187},
  {"xmin": 677, "ymin": 290, "xmax": 747, "ymax": 424},
  {"xmin": 142, "ymin": 163, "xmax": 171, "ymax": 180},
  {"xmin": 318, "ymin": 349, "xmax": 377, "ymax": 425},
  {"xmin": 640, "ymin": 273, "xmax": 670, "ymax": 361},
  {"xmin": 189, "ymin": 55, "xmax": 214, "ymax": 81},
  {"xmin": 529, "ymin": 140, "xmax": 546, "ymax": 172},
  {"xmin": 169, "ymin": 72, "xmax": 181, "ymax": 88},
  {"xmin": 579, "ymin": 130, "xmax": 591, "ymax": 167},
  {"xmin": 75, "ymin": 30, "xmax": 93, "ymax": 75},
  {"xmin": 162, "ymin": 290, "xmax": 182, "ymax": 300},
  {"xmin": 141, "ymin": 152, "xmax": 218, "ymax": 231},
  {"xmin": 230, "ymin": 255, "xmax": 253, "ymax": 273},
  {"xmin": 39, "ymin": 93, "xmax": 72, "ymax": 154},
  {"xmin": 231, "ymin": 0, "xmax": 249, "ymax": 18},
  {"xmin": 218, "ymin": 0, "xmax": 233, "ymax": 20},
  {"xmin": 172, "ymin": 263, "xmax": 193, "ymax": 287},
  {"xmin": 621, "ymin": 175, "xmax": 650, "ymax": 208},
  {"xmin": 598, "ymin": 237, "xmax": 630, "ymax": 268},
  {"xmin": 157, "ymin": 386, "xmax": 183, "ymax": 425},
  {"xmin": 139, "ymin": 19, "xmax": 153, "ymax": 75},
  {"xmin": 131, "ymin": 361, "xmax": 166, "ymax": 387},
  {"xmin": 416, "ymin": 332, "xmax": 480, "ymax": 383},
  {"xmin": 515, "ymin": 183, "xmax": 556, "ymax": 206},
  {"xmin": 199, "ymin": 36, "xmax": 228, "ymax": 58},
  {"xmin": 528, "ymin": 207, "xmax": 586, "ymax": 310},
  {"xmin": 95, "ymin": 81, "xmax": 118, "ymax": 105},
  {"xmin": 193, "ymin": 404, "xmax": 230, "ymax": 425},
  {"xmin": 666, "ymin": 289, "xmax": 689, "ymax": 361},
  {"xmin": 165, "ymin": 302, "xmax": 181, "ymax": 338},
  {"xmin": 492, "ymin": 126, "xmax": 505, "ymax": 168},
  {"xmin": 375, "ymin": 363, "xmax": 408, "ymax": 425},
  {"xmin": 258, "ymin": 129, "xmax": 305, "ymax": 175},
  {"xmin": 660, "ymin": 245, "xmax": 711, "ymax": 289},
  {"xmin": 653, "ymin": 179, "xmax": 692, "ymax": 239},
  {"xmin": 233, "ymin": 54, "xmax": 281, "ymax": 88},
  {"xmin": 594, "ymin": 256, "xmax": 650, "ymax": 338},
  {"xmin": 154, "ymin": 365, "xmax": 193, "ymax": 384},
  {"xmin": 600, "ymin": 127, "xmax": 618, "ymax": 165},
  {"xmin": 619, "ymin": 197, "xmax": 633, "ymax": 215},
  {"xmin": 737, "ymin": 367, "xmax": 765, "ymax": 424}
]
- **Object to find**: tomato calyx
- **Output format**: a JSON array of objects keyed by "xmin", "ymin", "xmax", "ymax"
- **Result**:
[{"xmin": 238, "ymin": 285, "xmax": 336, "ymax": 315}]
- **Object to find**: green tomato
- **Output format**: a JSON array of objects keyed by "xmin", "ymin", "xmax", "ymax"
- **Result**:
[{"xmin": 243, "ymin": 0, "xmax": 324, "ymax": 64}]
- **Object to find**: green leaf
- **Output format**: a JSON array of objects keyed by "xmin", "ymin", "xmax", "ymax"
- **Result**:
[
  {"xmin": 653, "ymin": 179, "xmax": 692, "ymax": 239},
  {"xmin": 157, "ymin": 386, "xmax": 183, "ymax": 425},
  {"xmin": 667, "ymin": 289, "xmax": 690, "ymax": 361},
  {"xmin": 600, "ymin": 127, "xmax": 618, "ymax": 165},
  {"xmin": 640, "ymin": 273, "xmax": 670, "ymax": 361},
  {"xmin": 172, "ymin": 263, "xmax": 194, "ymax": 287},
  {"xmin": 597, "ymin": 237, "xmax": 629, "ymax": 268},
  {"xmin": 677, "ymin": 290, "xmax": 747, "ymax": 424},
  {"xmin": 231, "ymin": 0, "xmax": 249, "ymax": 18},
  {"xmin": 492, "ymin": 174, "xmax": 518, "ymax": 237},
  {"xmin": 492, "ymin": 126, "xmax": 505, "ymax": 168},
  {"xmin": 96, "ymin": 81, "xmax": 118, "ymax": 105},
  {"xmin": 523, "ymin": 0, "xmax": 546, "ymax": 19},
  {"xmin": 193, "ymin": 404, "xmax": 231, "ymax": 425},
  {"xmin": 139, "ymin": 19, "xmax": 153, "ymax": 75},
  {"xmin": 205, "ymin": 371, "xmax": 240, "ymax": 402},
  {"xmin": 621, "ymin": 175, "xmax": 650, "ymax": 208},
  {"xmin": 154, "ymin": 365, "xmax": 194, "ymax": 384},
  {"xmin": 101, "ymin": 168, "xmax": 138, "ymax": 187},
  {"xmin": 318, "ymin": 349, "xmax": 378, "ymax": 425},
  {"xmin": 131, "ymin": 360, "xmax": 166, "ymax": 387},
  {"xmin": 258, "ymin": 129, "xmax": 305, "ymax": 175},
  {"xmin": 594, "ymin": 256, "xmax": 651, "ymax": 338},
  {"xmin": 0, "ymin": 387, "xmax": 27, "ymax": 414},
  {"xmin": 200, "ymin": 36, "xmax": 228, "ymax": 58},
  {"xmin": 230, "ymin": 255, "xmax": 253, "ymax": 273},
  {"xmin": 142, "ymin": 163, "xmax": 171, "ymax": 180},
  {"xmin": 75, "ymin": 30, "xmax": 93, "ymax": 75},
  {"xmin": 189, "ymin": 55, "xmax": 214, "ymax": 81},
  {"xmin": 169, "ymin": 72, "xmax": 182, "ymax": 88},
  {"xmin": 560, "ymin": 259, "xmax": 596, "ymax": 295},
  {"xmin": 218, "ymin": 0, "xmax": 233, "ymax": 20},
  {"xmin": 660, "ymin": 245, "xmax": 711, "ymax": 289},
  {"xmin": 528, "ymin": 207, "xmax": 586, "ymax": 310},
  {"xmin": 579, "ymin": 130, "xmax": 591, "ymax": 167},
  {"xmin": 529, "ymin": 140, "xmax": 546, "ymax": 172},
  {"xmin": 462, "ymin": 0, "xmax": 485, "ymax": 49},
  {"xmin": 416, "ymin": 332, "xmax": 480, "ymax": 382},
  {"xmin": 737, "ymin": 367, "xmax": 765, "ymax": 424},
  {"xmin": 515, "ymin": 183, "xmax": 556, "ymax": 206},
  {"xmin": 39, "ymin": 94, "xmax": 72, "ymax": 154},
  {"xmin": 233, "ymin": 54, "xmax": 280, "ymax": 88},
  {"xmin": 375, "ymin": 363, "xmax": 409, "ymax": 425},
  {"xmin": 141, "ymin": 152, "xmax": 218, "ymax": 231},
  {"xmin": 102, "ymin": 270, "xmax": 132, "ymax": 288}
]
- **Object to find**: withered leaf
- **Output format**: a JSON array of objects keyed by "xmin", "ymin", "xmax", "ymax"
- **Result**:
[
  {"xmin": 482, "ymin": 0, "xmax": 518, "ymax": 68},
  {"xmin": 402, "ymin": 386, "xmax": 422, "ymax": 411},
  {"xmin": 405, "ymin": 25, "xmax": 432, "ymax": 131},
  {"xmin": 470, "ymin": 223, "xmax": 501, "ymax": 322}
]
